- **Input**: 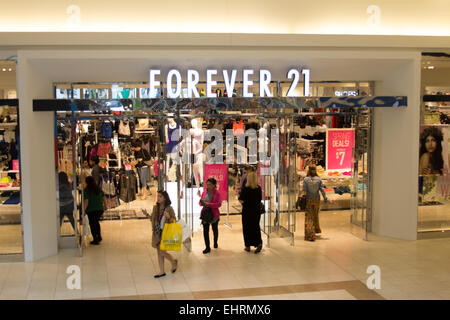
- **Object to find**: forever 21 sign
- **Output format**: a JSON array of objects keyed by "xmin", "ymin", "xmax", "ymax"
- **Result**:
[{"xmin": 149, "ymin": 68, "xmax": 310, "ymax": 98}]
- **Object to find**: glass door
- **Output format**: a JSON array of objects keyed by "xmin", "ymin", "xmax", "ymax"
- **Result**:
[
  {"xmin": 276, "ymin": 114, "xmax": 295, "ymax": 245},
  {"xmin": 350, "ymin": 108, "xmax": 372, "ymax": 240}
]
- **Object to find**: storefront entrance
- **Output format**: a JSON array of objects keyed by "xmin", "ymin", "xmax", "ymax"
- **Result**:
[{"xmin": 45, "ymin": 94, "xmax": 378, "ymax": 257}]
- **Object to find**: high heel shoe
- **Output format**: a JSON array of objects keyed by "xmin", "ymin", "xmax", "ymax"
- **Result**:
[
  {"xmin": 172, "ymin": 260, "xmax": 178, "ymax": 273},
  {"xmin": 254, "ymin": 244, "xmax": 262, "ymax": 254}
]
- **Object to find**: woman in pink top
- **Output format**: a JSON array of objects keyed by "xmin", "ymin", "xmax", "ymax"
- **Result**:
[{"xmin": 199, "ymin": 178, "xmax": 222, "ymax": 254}]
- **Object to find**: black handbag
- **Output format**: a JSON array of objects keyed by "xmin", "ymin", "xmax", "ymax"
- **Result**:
[
  {"xmin": 298, "ymin": 195, "xmax": 307, "ymax": 211},
  {"xmin": 200, "ymin": 206, "xmax": 214, "ymax": 223},
  {"xmin": 259, "ymin": 202, "xmax": 265, "ymax": 214}
]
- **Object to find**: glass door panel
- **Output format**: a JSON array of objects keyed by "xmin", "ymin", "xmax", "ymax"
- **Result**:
[{"xmin": 350, "ymin": 109, "xmax": 372, "ymax": 240}]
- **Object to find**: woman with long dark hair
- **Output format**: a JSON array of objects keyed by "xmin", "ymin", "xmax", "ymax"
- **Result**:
[
  {"xmin": 199, "ymin": 177, "xmax": 222, "ymax": 254},
  {"xmin": 84, "ymin": 176, "xmax": 105, "ymax": 245},
  {"xmin": 143, "ymin": 190, "xmax": 178, "ymax": 278},
  {"xmin": 58, "ymin": 172, "xmax": 75, "ymax": 230},
  {"xmin": 419, "ymin": 127, "xmax": 444, "ymax": 175}
]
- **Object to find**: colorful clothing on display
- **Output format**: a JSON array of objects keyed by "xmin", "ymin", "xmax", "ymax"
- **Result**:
[
  {"xmin": 97, "ymin": 142, "xmax": 112, "ymax": 158},
  {"xmin": 233, "ymin": 120, "xmax": 245, "ymax": 135},
  {"xmin": 166, "ymin": 123, "xmax": 179, "ymax": 154}
]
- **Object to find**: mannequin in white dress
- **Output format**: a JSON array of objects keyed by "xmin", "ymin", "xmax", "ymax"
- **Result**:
[
  {"xmin": 258, "ymin": 122, "xmax": 269, "ymax": 157},
  {"xmin": 190, "ymin": 119, "xmax": 204, "ymax": 187}
]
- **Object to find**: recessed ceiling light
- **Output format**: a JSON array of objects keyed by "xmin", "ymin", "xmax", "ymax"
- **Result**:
[
  {"xmin": 427, "ymin": 66, "xmax": 435, "ymax": 70},
  {"xmin": 1, "ymin": 68, "xmax": 5, "ymax": 72},
  {"xmin": 8, "ymin": 68, "xmax": 12, "ymax": 72}
]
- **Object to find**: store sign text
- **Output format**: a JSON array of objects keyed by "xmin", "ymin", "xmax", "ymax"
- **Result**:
[{"xmin": 149, "ymin": 68, "xmax": 310, "ymax": 98}]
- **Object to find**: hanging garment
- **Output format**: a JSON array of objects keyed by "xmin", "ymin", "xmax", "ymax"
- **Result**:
[
  {"xmin": 153, "ymin": 160, "xmax": 159, "ymax": 177},
  {"xmin": 137, "ymin": 119, "xmax": 149, "ymax": 129},
  {"xmin": 89, "ymin": 145, "xmax": 98, "ymax": 162},
  {"xmin": 119, "ymin": 173, "xmax": 138, "ymax": 203},
  {"xmin": 166, "ymin": 123, "xmax": 179, "ymax": 154},
  {"xmin": 101, "ymin": 121, "xmax": 113, "ymax": 138},
  {"xmin": 119, "ymin": 120, "xmax": 131, "ymax": 136},
  {"xmin": 97, "ymin": 142, "xmax": 112, "ymax": 158},
  {"xmin": 233, "ymin": 120, "xmax": 245, "ymax": 135},
  {"xmin": 102, "ymin": 176, "xmax": 116, "ymax": 196}
]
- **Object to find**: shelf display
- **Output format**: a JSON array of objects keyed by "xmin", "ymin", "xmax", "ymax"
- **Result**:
[{"xmin": 0, "ymin": 103, "xmax": 22, "ymax": 255}]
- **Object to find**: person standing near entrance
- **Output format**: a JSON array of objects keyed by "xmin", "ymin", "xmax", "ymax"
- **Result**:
[
  {"xmin": 143, "ymin": 190, "xmax": 178, "ymax": 278},
  {"xmin": 239, "ymin": 171, "xmax": 263, "ymax": 253},
  {"xmin": 58, "ymin": 172, "xmax": 76, "ymax": 231},
  {"xmin": 199, "ymin": 178, "xmax": 222, "ymax": 254},
  {"xmin": 89, "ymin": 155, "xmax": 106, "ymax": 187},
  {"xmin": 303, "ymin": 165, "xmax": 328, "ymax": 241},
  {"xmin": 84, "ymin": 176, "xmax": 105, "ymax": 245}
]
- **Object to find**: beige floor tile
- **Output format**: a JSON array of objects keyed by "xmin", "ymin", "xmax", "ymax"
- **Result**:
[
  {"xmin": 54, "ymin": 289, "xmax": 83, "ymax": 300},
  {"xmin": 320, "ymin": 289, "xmax": 357, "ymax": 300},
  {"xmin": 4, "ymin": 211, "xmax": 450, "ymax": 300}
]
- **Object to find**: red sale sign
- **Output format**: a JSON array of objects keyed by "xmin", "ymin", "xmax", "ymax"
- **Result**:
[
  {"xmin": 204, "ymin": 164, "xmax": 228, "ymax": 201},
  {"xmin": 326, "ymin": 129, "xmax": 355, "ymax": 171}
]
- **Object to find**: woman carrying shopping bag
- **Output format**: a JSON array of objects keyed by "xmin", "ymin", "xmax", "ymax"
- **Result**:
[{"xmin": 143, "ymin": 190, "xmax": 178, "ymax": 278}]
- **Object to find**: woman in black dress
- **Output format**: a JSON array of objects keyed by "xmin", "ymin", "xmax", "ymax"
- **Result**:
[{"xmin": 239, "ymin": 171, "xmax": 263, "ymax": 254}]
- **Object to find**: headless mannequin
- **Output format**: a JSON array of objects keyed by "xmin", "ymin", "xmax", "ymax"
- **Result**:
[
  {"xmin": 190, "ymin": 119, "xmax": 204, "ymax": 187},
  {"xmin": 258, "ymin": 122, "xmax": 269, "ymax": 156},
  {"xmin": 165, "ymin": 118, "xmax": 179, "ymax": 182}
]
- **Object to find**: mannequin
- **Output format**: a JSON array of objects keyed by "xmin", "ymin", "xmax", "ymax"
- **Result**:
[
  {"xmin": 280, "ymin": 119, "xmax": 285, "ymax": 134},
  {"xmin": 190, "ymin": 119, "xmax": 204, "ymax": 187},
  {"xmin": 258, "ymin": 122, "xmax": 269, "ymax": 157},
  {"xmin": 165, "ymin": 117, "xmax": 179, "ymax": 182}
]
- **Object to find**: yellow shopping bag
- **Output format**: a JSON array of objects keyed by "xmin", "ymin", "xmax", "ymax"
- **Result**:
[{"xmin": 160, "ymin": 222, "xmax": 182, "ymax": 251}]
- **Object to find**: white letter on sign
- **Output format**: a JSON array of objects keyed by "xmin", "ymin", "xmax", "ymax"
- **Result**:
[
  {"xmin": 259, "ymin": 69, "xmax": 272, "ymax": 97},
  {"xmin": 286, "ymin": 68, "xmax": 300, "ymax": 97},
  {"xmin": 243, "ymin": 69, "xmax": 254, "ymax": 98},
  {"xmin": 223, "ymin": 70, "xmax": 237, "ymax": 97},
  {"xmin": 206, "ymin": 69, "xmax": 218, "ymax": 98},
  {"xmin": 302, "ymin": 69, "xmax": 310, "ymax": 97},
  {"xmin": 187, "ymin": 70, "xmax": 200, "ymax": 98},
  {"xmin": 149, "ymin": 70, "xmax": 161, "ymax": 98},
  {"xmin": 167, "ymin": 69, "xmax": 182, "ymax": 98}
]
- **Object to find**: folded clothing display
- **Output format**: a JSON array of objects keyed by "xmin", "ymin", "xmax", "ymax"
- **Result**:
[
  {"xmin": 2, "ymin": 191, "xmax": 20, "ymax": 205},
  {"xmin": 333, "ymin": 186, "xmax": 351, "ymax": 195}
]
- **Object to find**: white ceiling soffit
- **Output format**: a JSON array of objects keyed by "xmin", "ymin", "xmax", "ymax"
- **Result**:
[{"xmin": 0, "ymin": 33, "xmax": 449, "ymax": 49}]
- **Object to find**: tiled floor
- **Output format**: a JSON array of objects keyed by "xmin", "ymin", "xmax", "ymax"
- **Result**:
[{"xmin": 1, "ymin": 209, "xmax": 450, "ymax": 300}]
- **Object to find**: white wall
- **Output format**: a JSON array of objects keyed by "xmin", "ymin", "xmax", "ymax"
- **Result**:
[
  {"xmin": 17, "ymin": 48, "xmax": 422, "ymax": 260},
  {"xmin": 18, "ymin": 52, "xmax": 58, "ymax": 262},
  {"xmin": 372, "ymin": 57, "xmax": 422, "ymax": 240}
]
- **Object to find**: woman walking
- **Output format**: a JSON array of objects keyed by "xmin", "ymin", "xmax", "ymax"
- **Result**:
[
  {"xmin": 83, "ymin": 176, "xmax": 105, "ymax": 245},
  {"xmin": 199, "ymin": 178, "xmax": 222, "ymax": 254},
  {"xmin": 143, "ymin": 190, "xmax": 178, "ymax": 278},
  {"xmin": 238, "ymin": 171, "xmax": 263, "ymax": 253},
  {"xmin": 303, "ymin": 165, "xmax": 328, "ymax": 241}
]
